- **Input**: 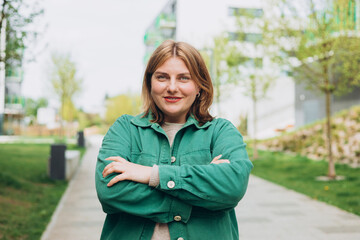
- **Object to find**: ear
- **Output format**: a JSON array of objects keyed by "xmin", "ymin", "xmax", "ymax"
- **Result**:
[{"xmin": 196, "ymin": 85, "xmax": 201, "ymax": 93}]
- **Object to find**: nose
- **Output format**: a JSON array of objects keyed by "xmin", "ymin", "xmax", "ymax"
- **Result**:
[{"xmin": 167, "ymin": 77, "xmax": 178, "ymax": 93}]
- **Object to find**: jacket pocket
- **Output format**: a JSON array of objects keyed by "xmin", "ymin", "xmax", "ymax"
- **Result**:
[
  {"xmin": 179, "ymin": 148, "xmax": 212, "ymax": 165},
  {"xmin": 131, "ymin": 152, "xmax": 157, "ymax": 166}
]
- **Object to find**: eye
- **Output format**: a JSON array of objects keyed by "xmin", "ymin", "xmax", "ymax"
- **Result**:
[
  {"xmin": 155, "ymin": 75, "xmax": 167, "ymax": 81},
  {"xmin": 179, "ymin": 76, "xmax": 191, "ymax": 81}
]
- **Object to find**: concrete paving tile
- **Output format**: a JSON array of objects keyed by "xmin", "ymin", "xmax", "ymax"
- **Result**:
[{"xmin": 236, "ymin": 175, "xmax": 360, "ymax": 240}]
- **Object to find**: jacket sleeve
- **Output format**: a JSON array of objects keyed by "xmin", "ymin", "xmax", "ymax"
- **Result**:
[
  {"xmin": 156, "ymin": 119, "xmax": 253, "ymax": 211},
  {"xmin": 95, "ymin": 115, "xmax": 192, "ymax": 223}
]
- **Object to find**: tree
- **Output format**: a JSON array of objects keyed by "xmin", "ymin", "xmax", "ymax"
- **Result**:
[
  {"xmin": 237, "ymin": 113, "xmax": 248, "ymax": 136},
  {"xmin": 61, "ymin": 98, "xmax": 78, "ymax": 122},
  {"xmin": 25, "ymin": 97, "xmax": 48, "ymax": 122},
  {"xmin": 50, "ymin": 53, "xmax": 82, "ymax": 138},
  {"xmin": 0, "ymin": 0, "xmax": 43, "ymax": 134},
  {"xmin": 77, "ymin": 110, "xmax": 103, "ymax": 130},
  {"xmin": 201, "ymin": 33, "xmax": 242, "ymax": 116},
  {"xmin": 273, "ymin": 0, "xmax": 360, "ymax": 178},
  {"xmin": 0, "ymin": 0, "xmax": 43, "ymax": 67},
  {"xmin": 105, "ymin": 94, "xmax": 141, "ymax": 125},
  {"xmin": 230, "ymin": 7, "xmax": 277, "ymax": 159}
]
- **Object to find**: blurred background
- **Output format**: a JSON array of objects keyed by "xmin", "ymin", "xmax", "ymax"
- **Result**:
[
  {"xmin": 0, "ymin": 0, "xmax": 359, "ymax": 140},
  {"xmin": 1, "ymin": 0, "xmax": 360, "ymax": 239}
]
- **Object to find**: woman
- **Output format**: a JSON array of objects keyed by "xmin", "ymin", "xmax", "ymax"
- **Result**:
[{"xmin": 96, "ymin": 40, "xmax": 253, "ymax": 240}]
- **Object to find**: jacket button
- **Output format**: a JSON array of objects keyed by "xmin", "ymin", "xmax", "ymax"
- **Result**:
[
  {"xmin": 177, "ymin": 238, "xmax": 184, "ymax": 240},
  {"xmin": 171, "ymin": 156, "xmax": 176, "ymax": 163},
  {"xmin": 174, "ymin": 215, "xmax": 182, "ymax": 221},
  {"xmin": 167, "ymin": 181, "xmax": 175, "ymax": 189}
]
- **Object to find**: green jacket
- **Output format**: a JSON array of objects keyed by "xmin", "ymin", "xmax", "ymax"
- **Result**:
[{"xmin": 95, "ymin": 113, "xmax": 253, "ymax": 240}]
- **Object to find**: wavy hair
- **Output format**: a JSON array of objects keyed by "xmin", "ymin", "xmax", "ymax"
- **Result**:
[{"xmin": 142, "ymin": 40, "xmax": 214, "ymax": 125}]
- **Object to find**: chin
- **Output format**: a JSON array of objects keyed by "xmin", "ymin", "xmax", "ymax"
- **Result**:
[{"xmin": 164, "ymin": 111, "xmax": 180, "ymax": 117}]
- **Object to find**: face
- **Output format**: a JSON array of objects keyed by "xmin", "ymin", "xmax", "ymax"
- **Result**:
[{"xmin": 151, "ymin": 57, "xmax": 200, "ymax": 123}]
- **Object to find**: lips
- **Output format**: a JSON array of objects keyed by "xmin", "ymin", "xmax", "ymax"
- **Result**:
[{"xmin": 164, "ymin": 96, "xmax": 182, "ymax": 103}]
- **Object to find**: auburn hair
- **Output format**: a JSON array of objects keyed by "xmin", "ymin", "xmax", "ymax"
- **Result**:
[{"xmin": 142, "ymin": 40, "xmax": 214, "ymax": 125}]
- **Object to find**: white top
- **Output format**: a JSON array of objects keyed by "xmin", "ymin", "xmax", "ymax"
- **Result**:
[{"xmin": 150, "ymin": 122, "xmax": 184, "ymax": 240}]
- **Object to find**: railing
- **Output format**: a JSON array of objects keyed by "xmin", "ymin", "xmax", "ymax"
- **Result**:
[
  {"xmin": 5, "ymin": 95, "xmax": 25, "ymax": 106},
  {"xmin": 5, "ymin": 67, "xmax": 23, "ymax": 82}
]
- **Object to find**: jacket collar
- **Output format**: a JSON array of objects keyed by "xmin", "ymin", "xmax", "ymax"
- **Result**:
[{"xmin": 130, "ymin": 112, "xmax": 212, "ymax": 129}]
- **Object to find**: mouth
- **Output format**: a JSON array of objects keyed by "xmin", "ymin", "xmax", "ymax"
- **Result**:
[{"xmin": 164, "ymin": 96, "xmax": 182, "ymax": 103}]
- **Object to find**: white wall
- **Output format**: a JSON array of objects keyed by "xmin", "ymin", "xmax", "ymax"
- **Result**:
[
  {"xmin": 247, "ymin": 77, "xmax": 295, "ymax": 139},
  {"xmin": 176, "ymin": 0, "xmax": 263, "ymax": 48},
  {"xmin": 174, "ymin": 0, "xmax": 295, "ymax": 138}
]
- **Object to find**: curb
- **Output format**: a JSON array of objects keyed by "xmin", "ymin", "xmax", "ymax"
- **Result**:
[{"xmin": 40, "ymin": 147, "xmax": 87, "ymax": 240}]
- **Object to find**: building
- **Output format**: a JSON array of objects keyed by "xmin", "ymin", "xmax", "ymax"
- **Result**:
[
  {"xmin": 294, "ymin": 0, "xmax": 360, "ymax": 127},
  {"xmin": 3, "ymin": 66, "xmax": 25, "ymax": 134},
  {"xmin": 0, "ymin": 18, "xmax": 26, "ymax": 135},
  {"xmin": 144, "ymin": 0, "xmax": 177, "ymax": 64},
  {"xmin": 144, "ymin": 0, "xmax": 295, "ymax": 139},
  {"xmin": 144, "ymin": 0, "xmax": 360, "ymax": 139},
  {"xmin": 295, "ymin": 84, "xmax": 360, "ymax": 127}
]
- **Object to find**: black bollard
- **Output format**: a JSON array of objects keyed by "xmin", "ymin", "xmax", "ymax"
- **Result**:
[
  {"xmin": 77, "ymin": 131, "xmax": 85, "ymax": 147},
  {"xmin": 49, "ymin": 144, "xmax": 67, "ymax": 180}
]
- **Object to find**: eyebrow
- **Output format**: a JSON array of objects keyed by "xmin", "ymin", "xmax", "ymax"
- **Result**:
[{"xmin": 154, "ymin": 71, "xmax": 191, "ymax": 75}]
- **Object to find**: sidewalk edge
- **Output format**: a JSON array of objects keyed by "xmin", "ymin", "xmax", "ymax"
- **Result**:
[{"xmin": 40, "ymin": 147, "xmax": 88, "ymax": 240}]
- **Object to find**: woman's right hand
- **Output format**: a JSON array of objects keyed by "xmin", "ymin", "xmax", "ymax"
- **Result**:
[
  {"xmin": 102, "ymin": 156, "xmax": 152, "ymax": 186},
  {"xmin": 210, "ymin": 155, "xmax": 230, "ymax": 164}
]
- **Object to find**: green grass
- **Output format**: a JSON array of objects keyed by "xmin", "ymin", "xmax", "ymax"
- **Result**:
[
  {"xmin": 250, "ymin": 149, "xmax": 360, "ymax": 216},
  {"xmin": 0, "ymin": 143, "xmax": 86, "ymax": 240}
]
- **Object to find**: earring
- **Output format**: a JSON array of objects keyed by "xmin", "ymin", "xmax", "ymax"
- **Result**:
[{"xmin": 196, "ymin": 92, "xmax": 201, "ymax": 98}]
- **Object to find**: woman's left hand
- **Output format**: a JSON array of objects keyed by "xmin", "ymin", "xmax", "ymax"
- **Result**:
[{"xmin": 102, "ymin": 156, "xmax": 152, "ymax": 187}]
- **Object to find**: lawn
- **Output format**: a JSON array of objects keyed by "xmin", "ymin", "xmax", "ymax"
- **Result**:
[
  {"xmin": 0, "ymin": 143, "xmax": 85, "ymax": 240},
  {"xmin": 250, "ymin": 149, "xmax": 360, "ymax": 216}
]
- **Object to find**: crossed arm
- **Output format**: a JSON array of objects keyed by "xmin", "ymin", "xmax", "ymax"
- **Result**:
[
  {"xmin": 96, "ymin": 116, "xmax": 253, "ymax": 221},
  {"xmin": 102, "ymin": 154, "xmax": 229, "ymax": 187}
]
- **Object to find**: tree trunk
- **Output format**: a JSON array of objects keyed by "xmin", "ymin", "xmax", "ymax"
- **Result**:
[
  {"xmin": 0, "ymin": 1, "xmax": 8, "ymax": 38},
  {"xmin": 0, "ymin": 0, "xmax": 6, "ymax": 135},
  {"xmin": 59, "ymin": 92, "xmax": 65, "ymax": 140},
  {"xmin": 325, "ymin": 90, "xmax": 336, "ymax": 178}
]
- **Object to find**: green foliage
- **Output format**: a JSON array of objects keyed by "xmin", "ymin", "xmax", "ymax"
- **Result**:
[
  {"xmin": 237, "ymin": 113, "xmax": 248, "ymax": 136},
  {"xmin": 269, "ymin": 0, "xmax": 360, "ymax": 177},
  {"xmin": 25, "ymin": 97, "xmax": 48, "ymax": 118},
  {"xmin": 0, "ymin": 143, "xmax": 68, "ymax": 239},
  {"xmin": 105, "ymin": 94, "xmax": 141, "ymax": 124},
  {"xmin": 50, "ymin": 52, "xmax": 82, "ymax": 124},
  {"xmin": 77, "ymin": 110, "xmax": 103, "ymax": 129},
  {"xmin": 251, "ymin": 149, "xmax": 360, "ymax": 216},
  {"xmin": 61, "ymin": 98, "xmax": 78, "ymax": 122},
  {"xmin": 0, "ymin": 0, "xmax": 44, "ymax": 68},
  {"xmin": 230, "ymin": 5, "xmax": 279, "ymax": 159},
  {"xmin": 201, "ymin": 33, "xmax": 243, "ymax": 114},
  {"xmin": 274, "ymin": 0, "xmax": 360, "ymax": 96},
  {"xmin": 232, "ymin": 6, "xmax": 277, "ymax": 102},
  {"xmin": 50, "ymin": 53, "xmax": 82, "ymax": 102}
]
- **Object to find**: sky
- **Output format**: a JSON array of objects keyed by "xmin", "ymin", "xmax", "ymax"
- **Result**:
[{"xmin": 22, "ymin": 0, "xmax": 168, "ymax": 113}]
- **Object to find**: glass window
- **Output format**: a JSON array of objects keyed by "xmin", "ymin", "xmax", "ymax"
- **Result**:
[{"xmin": 228, "ymin": 7, "xmax": 264, "ymax": 18}]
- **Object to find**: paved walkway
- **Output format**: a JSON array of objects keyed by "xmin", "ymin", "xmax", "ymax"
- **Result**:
[
  {"xmin": 236, "ymin": 176, "xmax": 360, "ymax": 240},
  {"xmin": 41, "ymin": 135, "xmax": 105, "ymax": 240},
  {"xmin": 42, "ymin": 136, "xmax": 360, "ymax": 240}
]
